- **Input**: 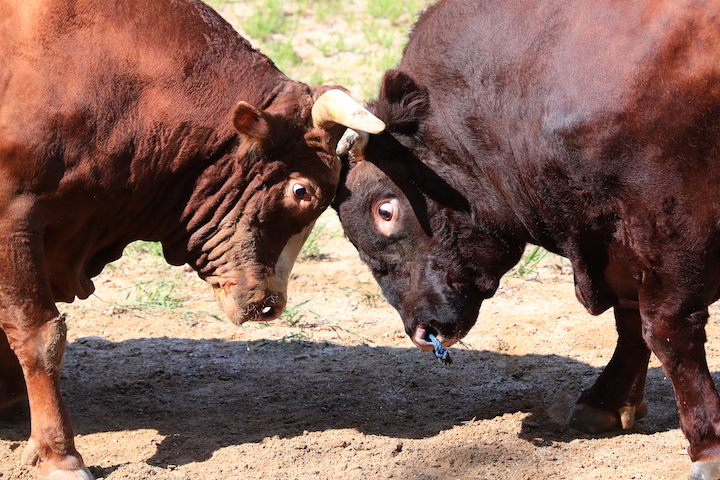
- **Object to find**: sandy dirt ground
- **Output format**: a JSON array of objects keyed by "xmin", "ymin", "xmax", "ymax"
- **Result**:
[
  {"xmin": 1, "ymin": 210, "xmax": 717, "ymax": 480},
  {"xmin": 0, "ymin": 2, "xmax": 716, "ymax": 478}
]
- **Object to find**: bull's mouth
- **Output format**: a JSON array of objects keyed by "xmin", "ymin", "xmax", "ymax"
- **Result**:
[
  {"xmin": 240, "ymin": 301, "xmax": 284, "ymax": 322},
  {"xmin": 411, "ymin": 324, "xmax": 459, "ymax": 352},
  {"xmin": 211, "ymin": 281, "xmax": 287, "ymax": 324}
]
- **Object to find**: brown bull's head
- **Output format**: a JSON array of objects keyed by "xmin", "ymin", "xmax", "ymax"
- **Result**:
[
  {"xmin": 172, "ymin": 88, "xmax": 384, "ymax": 324},
  {"xmin": 333, "ymin": 71, "xmax": 525, "ymax": 351}
]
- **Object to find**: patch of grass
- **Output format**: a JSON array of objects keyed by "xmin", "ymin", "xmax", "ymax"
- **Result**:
[
  {"xmin": 366, "ymin": 0, "xmax": 425, "ymax": 23},
  {"xmin": 210, "ymin": 0, "xmax": 433, "ymax": 101},
  {"xmin": 510, "ymin": 246, "xmax": 550, "ymax": 277},
  {"xmin": 318, "ymin": 0, "xmax": 349, "ymax": 23},
  {"xmin": 279, "ymin": 300, "xmax": 311, "ymax": 326},
  {"xmin": 362, "ymin": 22, "xmax": 398, "ymax": 50},
  {"xmin": 373, "ymin": 49, "xmax": 404, "ymax": 74},
  {"xmin": 124, "ymin": 240, "xmax": 164, "ymax": 258},
  {"xmin": 264, "ymin": 37, "xmax": 304, "ymax": 68},
  {"xmin": 305, "ymin": 70, "xmax": 327, "ymax": 88},
  {"xmin": 299, "ymin": 221, "xmax": 340, "ymax": 260},
  {"xmin": 343, "ymin": 282, "xmax": 384, "ymax": 308},
  {"xmin": 116, "ymin": 276, "xmax": 184, "ymax": 313},
  {"xmin": 240, "ymin": 0, "xmax": 290, "ymax": 41},
  {"xmin": 311, "ymin": 33, "xmax": 348, "ymax": 57}
]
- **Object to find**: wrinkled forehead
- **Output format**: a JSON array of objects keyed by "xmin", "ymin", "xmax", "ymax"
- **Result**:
[
  {"xmin": 285, "ymin": 129, "xmax": 342, "ymax": 189},
  {"xmin": 339, "ymin": 160, "xmax": 400, "ymax": 207},
  {"xmin": 338, "ymin": 158, "xmax": 434, "ymax": 236},
  {"xmin": 347, "ymin": 158, "xmax": 392, "ymax": 185}
]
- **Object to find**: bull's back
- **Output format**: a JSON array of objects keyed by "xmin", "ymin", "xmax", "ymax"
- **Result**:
[
  {"xmin": 404, "ymin": 0, "xmax": 720, "ymax": 114},
  {"xmin": 0, "ymin": 0, "xmax": 279, "ymax": 301},
  {"xmin": 0, "ymin": 1, "xmax": 162, "ymax": 182},
  {"xmin": 402, "ymin": 0, "xmax": 720, "ymax": 219},
  {"xmin": 0, "ymin": 0, "xmax": 274, "ymax": 207}
]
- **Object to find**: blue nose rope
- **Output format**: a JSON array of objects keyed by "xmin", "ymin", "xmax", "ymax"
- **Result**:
[{"xmin": 428, "ymin": 333, "xmax": 452, "ymax": 366}]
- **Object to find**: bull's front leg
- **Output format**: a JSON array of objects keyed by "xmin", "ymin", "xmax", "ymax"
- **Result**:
[
  {"xmin": 2, "ymin": 313, "xmax": 92, "ymax": 480},
  {"xmin": 0, "ymin": 211, "xmax": 92, "ymax": 480},
  {"xmin": 639, "ymin": 301, "xmax": 720, "ymax": 480},
  {"xmin": 566, "ymin": 307, "xmax": 651, "ymax": 432}
]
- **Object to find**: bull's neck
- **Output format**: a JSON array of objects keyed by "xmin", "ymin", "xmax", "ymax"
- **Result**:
[
  {"xmin": 133, "ymin": 80, "xmax": 296, "ymax": 255},
  {"xmin": 425, "ymin": 123, "xmax": 536, "ymax": 247},
  {"xmin": 144, "ymin": 128, "xmax": 249, "ymax": 267}
]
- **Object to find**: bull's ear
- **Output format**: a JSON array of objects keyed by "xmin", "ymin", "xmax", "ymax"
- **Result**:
[
  {"xmin": 232, "ymin": 101, "xmax": 271, "ymax": 141},
  {"xmin": 379, "ymin": 70, "xmax": 429, "ymax": 134},
  {"xmin": 381, "ymin": 70, "xmax": 423, "ymax": 105}
]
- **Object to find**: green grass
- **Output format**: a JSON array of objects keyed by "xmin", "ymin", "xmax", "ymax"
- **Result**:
[
  {"xmin": 124, "ymin": 240, "xmax": 164, "ymax": 258},
  {"xmin": 303, "ymin": 0, "xmax": 347, "ymax": 24},
  {"xmin": 239, "ymin": 0, "xmax": 288, "ymax": 40},
  {"xmin": 116, "ymin": 276, "xmax": 185, "ymax": 313},
  {"xmin": 299, "ymin": 220, "xmax": 341, "ymax": 260},
  {"xmin": 362, "ymin": 22, "xmax": 397, "ymax": 50},
  {"xmin": 279, "ymin": 299, "xmax": 310, "ymax": 326},
  {"xmin": 102, "ymin": 241, "xmax": 187, "ymax": 314},
  {"xmin": 209, "ymin": 0, "xmax": 433, "ymax": 101},
  {"xmin": 366, "ymin": 0, "xmax": 427, "ymax": 23},
  {"xmin": 242, "ymin": 300, "xmax": 314, "ymax": 348},
  {"xmin": 509, "ymin": 246, "xmax": 551, "ymax": 278},
  {"xmin": 342, "ymin": 282, "xmax": 383, "ymax": 308}
]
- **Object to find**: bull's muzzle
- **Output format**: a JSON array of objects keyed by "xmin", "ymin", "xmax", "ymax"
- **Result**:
[
  {"xmin": 411, "ymin": 324, "xmax": 459, "ymax": 352},
  {"xmin": 212, "ymin": 279, "xmax": 287, "ymax": 323}
]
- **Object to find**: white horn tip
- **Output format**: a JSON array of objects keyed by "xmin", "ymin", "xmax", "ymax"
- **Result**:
[
  {"xmin": 336, "ymin": 128, "xmax": 370, "ymax": 158},
  {"xmin": 336, "ymin": 129, "xmax": 357, "ymax": 156},
  {"xmin": 313, "ymin": 89, "xmax": 385, "ymax": 134},
  {"xmin": 350, "ymin": 112, "xmax": 385, "ymax": 134}
]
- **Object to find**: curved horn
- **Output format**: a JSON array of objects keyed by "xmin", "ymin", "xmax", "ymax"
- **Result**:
[
  {"xmin": 312, "ymin": 89, "xmax": 385, "ymax": 134},
  {"xmin": 336, "ymin": 128, "xmax": 369, "ymax": 159}
]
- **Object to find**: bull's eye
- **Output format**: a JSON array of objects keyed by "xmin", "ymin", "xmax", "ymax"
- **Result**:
[
  {"xmin": 378, "ymin": 202, "xmax": 394, "ymax": 221},
  {"xmin": 293, "ymin": 183, "xmax": 308, "ymax": 199},
  {"xmin": 373, "ymin": 198, "xmax": 400, "ymax": 236}
]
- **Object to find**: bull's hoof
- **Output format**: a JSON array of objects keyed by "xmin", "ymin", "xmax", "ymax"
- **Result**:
[
  {"xmin": 565, "ymin": 401, "xmax": 648, "ymax": 433},
  {"xmin": 21, "ymin": 439, "xmax": 94, "ymax": 480},
  {"xmin": 20, "ymin": 438, "xmax": 40, "ymax": 466},
  {"xmin": 43, "ymin": 467, "xmax": 94, "ymax": 480},
  {"xmin": 690, "ymin": 461, "xmax": 720, "ymax": 480},
  {"xmin": 565, "ymin": 403, "xmax": 618, "ymax": 433},
  {"xmin": 619, "ymin": 400, "xmax": 648, "ymax": 429}
]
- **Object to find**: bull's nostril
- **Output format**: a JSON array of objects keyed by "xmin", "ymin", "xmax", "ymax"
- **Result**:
[
  {"xmin": 423, "ymin": 325, "xmax": 439, "ymax": 342},
  {"xmin": 259, "ymin": 305, "xmax": 283, "ymax": 320}
]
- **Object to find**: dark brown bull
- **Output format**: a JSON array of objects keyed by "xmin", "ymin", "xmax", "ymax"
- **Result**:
[
  {"xmin": 0, "ymin": 0, "xmax": 383, "ymax": 478},
  {"xmin": 334, "ymin": 0, "xmax": 720, "ymax": 478}
]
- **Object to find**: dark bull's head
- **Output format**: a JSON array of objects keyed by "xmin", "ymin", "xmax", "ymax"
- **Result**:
[
  {"xmin": 333, "ymin": 70, "xmax": 525, "ymax": 351},
  {"xmin": 174, "ymin": 89, "xmax": 384, "ymax": 325}
]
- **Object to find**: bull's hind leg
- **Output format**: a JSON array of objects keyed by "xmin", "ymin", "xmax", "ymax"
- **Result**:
[
  {"xmin": 566, "ymin": 307, "xmax": 650, "ymax": 432},
  {"xmin": 0, "ymin": 328, "xmax": 28, "ymax": 419}
]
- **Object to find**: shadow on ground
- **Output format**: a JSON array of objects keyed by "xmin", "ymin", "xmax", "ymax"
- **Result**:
[{"xmin": 0, "ymin": 336, "xmax": 681, "ymax": 471}]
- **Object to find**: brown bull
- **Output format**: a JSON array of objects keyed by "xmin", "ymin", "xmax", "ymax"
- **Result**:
[
  {"xmin": 0, "ymin": 0, "xmax": 383, "ymax": 478},
  {"xmin": 335, "ymin": 0, "xmax": 720, "ymax": 478}
]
